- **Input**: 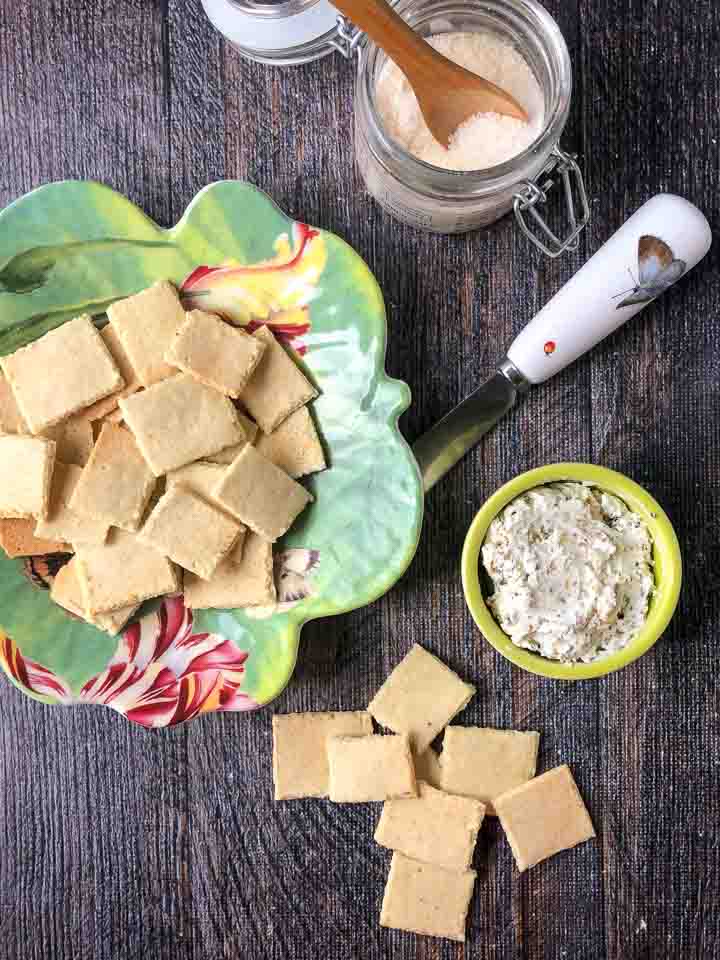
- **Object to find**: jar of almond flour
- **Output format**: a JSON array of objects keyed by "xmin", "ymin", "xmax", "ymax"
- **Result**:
[{"xmin": 201, "ymin": 0, "xmax": 589, "ymax": 254}]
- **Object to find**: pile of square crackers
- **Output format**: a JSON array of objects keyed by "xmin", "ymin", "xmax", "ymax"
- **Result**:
[
  {"xmin": 273, "ymin": 644, "xmax": 596, "ymax": 943},
  {"xmin": 0, "ymin": 281, "xmax": 325, "ymax": 633}
]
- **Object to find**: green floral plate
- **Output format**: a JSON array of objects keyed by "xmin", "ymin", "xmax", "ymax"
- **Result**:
[{"xmin": 0, "ymin": 181, "xmax": 423, "ymax": 726}]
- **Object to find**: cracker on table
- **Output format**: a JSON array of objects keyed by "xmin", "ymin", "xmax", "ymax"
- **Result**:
[
  {"xmin": 374, "ymin": 780, "xmax": 485, "ymax": 871},
  {"xmin": 80, "ymin": 323, "xmax": 143, "ymax": 420},
  {"xmin": 119, "ymin": 373, "xmax": 245, "ymax": 476},
  {"xmin": 494, "ymin": 765, "xmax": 595, "ymax": 872},
  {"xmin": 0, "ymin": 371, "xmax": 28, "ymax": 434},
  {"xmin": 272, "ymin": 711, "xmax": 374, "ymax": 800},
  {"xmin": 107, "ymin": 280, "xmax": 185, "ymax": 387},
  {"xmin": 0, "ymin": 519, "xmax": 68, "ymax": 558},
  {"xmin": 241, "ymin": 326, "xmax": 317, "ymax": 434},
  {"xmin": 165, "ymin": 309, "xmax": 266, "ymax": 398},
  {"xmin": 140, "ymin": 485, "xmax": 241, "ymax": 580},
  {"xmin": 43, "ymin": 416, "xmax": 94, "ymax": 467},
  {"xmin": 213, "ymin": 444, "xmax": 312, "ymax": 542},
  {"xmin": 51, "ymin": 558, "xmax": 137, "ymax": 636},
  {"xmin": 205, "ymin": 413, "xmax": 258, "ymax": 464},
  {"xmin": 0, "ymin": 315, "xmax": 124, "ymax": 433},
  {"xmin": 70, "ymin": 422, "xmax": 156, "ymax": 532},
  {"xmin": 413, "ymin": 747, "xmax": 443, "ymax": 789},
  {"xmin": 367, "ymin": 644, "xmax": 475, "ymax": 754},
  {"xmin": 380, "ymin": 853, "xmax": 476, "ymax": 942},
  {"xmin": 183, "ymin": 532, "xmax": 274, "ymax": 609},
  {"xmin": 327, "ymin": 733, "xmax": 417, "ymax": 803},
  {"xmin": 0, "ymin": 435, "xmax": 55, "ymax": 519},
  {"xmin": 75, "ymin": 528, "xmax": 180, "ymax": 615},
  {"xmin": 440, "ymin": 727, "xmax": 540, "ymax": 816},
  {"xmin": 35, "ymin": 462, "xmax": 110, "ymax": 546},
  {"xmin": 254, "ymin": 405, "xmax": 326, "ymax": 479}
]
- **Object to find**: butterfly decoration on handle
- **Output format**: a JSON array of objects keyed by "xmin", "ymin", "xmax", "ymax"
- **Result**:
[{"xmin": 614, "ymin": 234, "xmax": 687, "ymax": 309}]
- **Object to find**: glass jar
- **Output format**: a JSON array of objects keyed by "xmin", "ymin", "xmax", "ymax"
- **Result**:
[
  {"xmin": 201, "ymin": 0, "xmax": 589, "ymax": 254},
  {"xmin": 354, "ymin": 0, "xmax": 587, "ymax": 248}
]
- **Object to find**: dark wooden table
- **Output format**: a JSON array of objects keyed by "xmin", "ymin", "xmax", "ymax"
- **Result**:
[{"xmin": 1, "ymin": 1, "xmax": 718, "ymax": 958}]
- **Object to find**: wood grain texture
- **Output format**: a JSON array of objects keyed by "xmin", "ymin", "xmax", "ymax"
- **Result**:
[{"xmin": 0, "ymin": 0, "xmax": 719, "ymax": 957}]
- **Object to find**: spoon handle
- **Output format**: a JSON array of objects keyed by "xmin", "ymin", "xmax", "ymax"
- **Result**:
[{"xmin": 331, "ymin": 0, "xmax": 440, "ymax": 82}]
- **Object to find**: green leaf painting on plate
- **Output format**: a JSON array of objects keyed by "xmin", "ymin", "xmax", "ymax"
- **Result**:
[{"xmin": 0, "ymin": 181, "xmax": 423, "ymax": 726}]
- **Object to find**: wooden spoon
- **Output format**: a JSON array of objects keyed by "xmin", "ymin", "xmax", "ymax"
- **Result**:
[{"xmin": 332, "ymin": 0, "xmax": 528, "ymax": 146}]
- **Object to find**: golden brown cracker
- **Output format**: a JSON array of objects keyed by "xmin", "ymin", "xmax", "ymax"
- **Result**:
[
  {"xmin": 327, "ymin": 734, "xmax": 417, "ymax": 803},
  {"xmin": 368, "ymin": 644, "xmax": 475, "ymax": 754},
  {"xmin": 380, "ymin": 853, "xmax": 476, "ymax": 942},
  {"xmin": 494, "ymin": 765, "xmax": 595, "ymax": 872},
  {"xmin": 0, "ymin": 315, "xmax": 123, "ymax": 432}
]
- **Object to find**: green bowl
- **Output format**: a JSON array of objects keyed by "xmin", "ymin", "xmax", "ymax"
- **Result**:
[
  {"xmin": 0, "ymin": 181, "xmax": 424, "ymax": 726},
  {"xmin": 461, "ymin": 463, "xmax": 682, "ymax": 680}
]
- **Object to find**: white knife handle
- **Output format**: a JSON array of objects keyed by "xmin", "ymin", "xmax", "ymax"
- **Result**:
[{"xmin": 506, "ymin": 194, "xmax": 712, "ymax": 384}]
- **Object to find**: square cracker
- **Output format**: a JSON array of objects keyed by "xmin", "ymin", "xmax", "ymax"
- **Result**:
[
  {"xmin": 183, "ymin": 532, "xmax": 274, "ymax": 609},
  {"xmin": 494, "ymin": 764, "xmax": 595, "ymax": 872},
  {"xmin": 327, "ymin": 734, "xmax": 417, "ymax": 803},
  {"xmin": 107, "ymin": 280, "xmax": 185, "ymax": 387},
  {"xmin": 380, "ymin": 853, "xmax": 476, "ymax": 942},
  {"xmin": 255, "ymin": 406, "xmax": 326, "ymax": 479},
  {"xmin": 375, "ymin": 781, "xmax": 485, "ymax": 871},
  {"xmin": 241, "ymin": 326, "xmax": 317, "ymax": 434},
  {"xmin": 75, "ymin": 528, "xmax": 180, "ymax": 615},
  {"xmin": 440, "ymin": 727, "xmax": 540, "ymax": 816},
  {"xmin": 43, "ymin": 416, "xmax": 94, "ymax": 467},
  {"xmin": 165, "ymin": 309, "xmax": 266, "ymax": 398},
  {"xmin": 119, "ymin": 373, "xmax": 245, "ymax": 476},
  {"xmin": 80, "ymin": 323, "xmax": 143, "ymax": 420},
  {"xmin": 0, "ymin": 315, "xmax": 123, "ymax": 432},
  {"xmin": 0, "ymin": 435, "xmax": 55, "ymax": 519},
  {"xmin": 51, "ymin": 557, "xmax": 138, "ymax": 636},
  {"xmin": 213, "ymin": 444, "xmax": 312, "ymax": 542},
  {"xmin": 36, "ymin": 462, "xmax": 110, "ymax": 546},
  {"xmin": 206, "ymin": 413, "xmax": 258, "ymax": 463},
  {"xmin": 0, "ymin": 371, "xmax": 28, "ymax": 434},
  {"xmin": 272, "ymin": 711, "xmax": 374, "ymax": 800},
  {"xmin": 70, "ymin": 423, "xmax": 156, "ymax": 532},
  {"xmin": 0, "ymin": 519, "xmax": 68, "ymax": 558},
  {"xmin": 368, "ymin": 644, "xmax": 475, "ymax": 754},
  {"xmin": 140, "ymin": 486, "xmax": 241, "ymax": 580}
]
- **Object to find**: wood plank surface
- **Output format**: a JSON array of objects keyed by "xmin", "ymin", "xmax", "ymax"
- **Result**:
[{"xmin": 0, "ymin": 0, "xmax": 719, "ymax": 958}]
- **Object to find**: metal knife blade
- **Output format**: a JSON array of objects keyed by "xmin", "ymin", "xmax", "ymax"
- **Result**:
[{"xmin": 412, "ymin": 359, "xmax": 529, "ymax": 492}]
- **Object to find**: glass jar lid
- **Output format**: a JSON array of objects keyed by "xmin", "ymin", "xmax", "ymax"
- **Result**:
[{"xmin": 201, "ymin": 0, "xmax": 357, "ymax": 65}]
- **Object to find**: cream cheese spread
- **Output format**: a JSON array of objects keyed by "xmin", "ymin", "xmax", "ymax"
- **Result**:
[{"xmin": 482, "ymin": 483, "xmax": 654, "ymax": 662}]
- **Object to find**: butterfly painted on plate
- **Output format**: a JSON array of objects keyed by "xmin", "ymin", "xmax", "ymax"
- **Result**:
[{"xmin": 614, "ymin": 235, "xmax": 686, "ymax": 309}]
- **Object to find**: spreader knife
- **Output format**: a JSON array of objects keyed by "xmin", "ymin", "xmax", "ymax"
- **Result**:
[{"xmin": 413, "ymin": 194, "xmax": 712, "ymax": 491}]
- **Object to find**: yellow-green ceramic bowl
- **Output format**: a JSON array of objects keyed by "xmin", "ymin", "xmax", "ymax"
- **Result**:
[{"xmin": 461, "ymin": 463, "xmax": 682, "ymax": 680}]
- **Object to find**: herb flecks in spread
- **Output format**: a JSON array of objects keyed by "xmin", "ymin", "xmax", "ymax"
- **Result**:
[{"xmin": 482, "ymin": 483, "xmax": 653, "ymax": 663}]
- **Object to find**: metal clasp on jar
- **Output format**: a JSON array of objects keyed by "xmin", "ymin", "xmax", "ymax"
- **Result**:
[
  {"xmin": 329, "ymin": 14, "xmax": 365, "ymax": 58},
  {"xmin": 513, "ymin": 147, "xmax": 590, "ymax": 258}
]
